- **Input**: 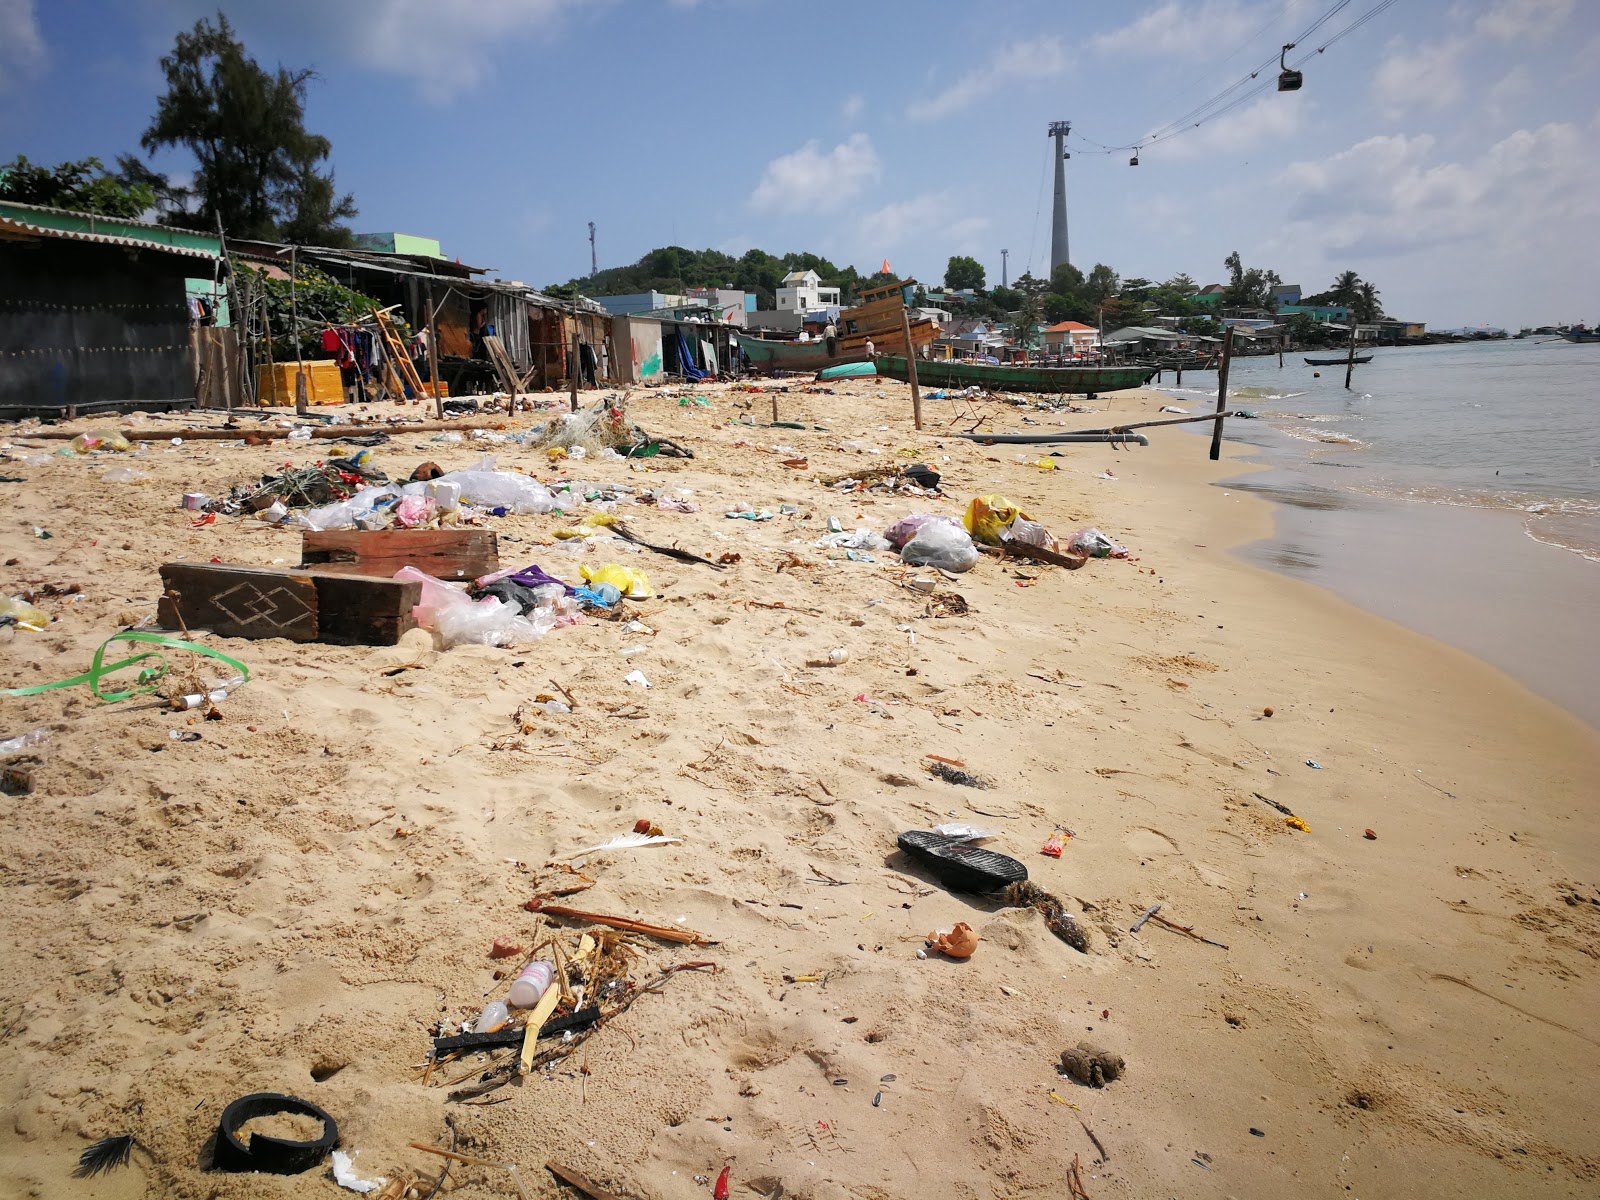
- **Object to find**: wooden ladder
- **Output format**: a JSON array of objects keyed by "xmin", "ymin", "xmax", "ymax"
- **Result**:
[{"xmin": 370, "ymin": 308, "xmax": 430, "ymax": 403}]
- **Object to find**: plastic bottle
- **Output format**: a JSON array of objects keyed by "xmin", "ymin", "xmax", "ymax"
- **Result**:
[
  {"xmin": 474, "ymin": 1000, "xmax": 510, "ymax": 1034},
  {"xmin": 0, "ymin": 728, "xmax": 47, "ymax": 758},
  {"xmin": 507, "ymin": 961, "xmax": 556, "ymax": 1008}
]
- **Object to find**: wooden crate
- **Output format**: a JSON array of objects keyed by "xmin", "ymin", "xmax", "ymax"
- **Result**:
[
  {"xmin": 157, "ymin": 562, "xmax": 422, "ymax": 646},
  {"xmin": 299, "ymin": 529, "xmax": 498, "ymax": 581},
  {"xmin": 256, "ymin": 360, "xmax": 344, "ymax": 406}
]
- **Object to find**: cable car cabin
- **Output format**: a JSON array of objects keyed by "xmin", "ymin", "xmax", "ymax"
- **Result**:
[{"xmin": 1278, "ymin": 42, "xmax": 1302, "ymax": 91}]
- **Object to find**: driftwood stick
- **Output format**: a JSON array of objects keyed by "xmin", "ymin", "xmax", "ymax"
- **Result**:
[
  {"xmin": 1149, "ymin": 912, "xmax": 1229, "ymax": 950},
  {"xmin": 1079, "ymin": 1117, "xmax": 1109, "ymax": 1162},
  {"xmin": 611, "ymin": 521, "xmax": 725, "ymax": 569},
  {"xmin": 409, "ymin": 1144, "xmax": 530, "ymax": 1200},
  {"xmin": 978, "ymin": 541, "xmax": 1089, "ymax": 570},
  {"xmin": 23, "ymin": 419, "xmax": 515, "ymax": 442},
  {"xmin": 1068, "ymin": 411, "xmax": 1239, "ymax": 437},
  {"xmin": 1130, "ymin": 903, "xmax": 1161, "ymax": 933},
  {"xmin": 524, "ymin": 901, "xmax": 712, "ymax": 945}
]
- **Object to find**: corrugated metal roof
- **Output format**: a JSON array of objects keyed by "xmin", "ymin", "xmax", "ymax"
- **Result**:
[{"xmin": 0, "ymin": 213, "xmax": 217, "ymax": 260}]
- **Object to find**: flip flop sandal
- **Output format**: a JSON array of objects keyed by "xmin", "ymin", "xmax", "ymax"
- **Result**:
[{"xmin": 897, "ymin": 829, "xmax": 1028, "ymax": 893}]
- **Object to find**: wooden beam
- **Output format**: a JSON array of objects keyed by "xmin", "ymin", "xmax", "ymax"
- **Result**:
[
  {"xmin": 299, "ymin": 529, "xmax": 499, "ymax": 580},
  {"xmin": 899, "ymin": 307, "xmax": 922, "ymax": 431},
  {"xmin": 1208, "ymin": 326, "xmax": 1234, "ymax": 462},
  {"xmin": 158, "ymin": 563, "xmax": 319, "ymax": 642}
]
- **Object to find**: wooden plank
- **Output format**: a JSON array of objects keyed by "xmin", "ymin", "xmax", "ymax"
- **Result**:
[
  {"xmin": 299, "ymin": 529, "xmax": 498, "ymax": 580},
  {"xmin": 158, "ymin": 563, "xmax": 319, "ymax": 642},
  {"xmin": 308, "ymin": 572, "xmax": 420, "ymax": 646}
]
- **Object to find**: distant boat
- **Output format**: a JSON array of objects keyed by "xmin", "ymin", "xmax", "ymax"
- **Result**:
[
  {"xmin": 875, "ymin": 356, "xmax": 1156, "ymax": 395},
  {"xmin": 1304, "ymin": 354, "xmax": 1372, "ymax": 366},
  {"xmin": 1557, "ymin": 328, "xmax": 1600, "ymax": 343}
]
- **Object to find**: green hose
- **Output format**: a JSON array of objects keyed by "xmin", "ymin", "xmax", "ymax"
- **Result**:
[{"xmin": 1, "ymin": 631, "xmax": 251, "ymax": 703}]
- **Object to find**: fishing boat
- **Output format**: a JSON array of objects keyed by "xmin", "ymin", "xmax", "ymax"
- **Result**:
[
  {"xmin": 874, "ymin": 356, "xmax": 1156, "ymax": 395},
  {"xmin": 1304, "ymin": 354, "xmax": 1373, "ymax": 365},
  {"xmin": 1557, "ymin": 327, "xmax": 1600, "ymax": 343},
  {"xmin": 736, "ymin": 277, "xmax": 937, "ymax": 375}
]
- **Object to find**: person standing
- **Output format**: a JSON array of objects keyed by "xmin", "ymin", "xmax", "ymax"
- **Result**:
[
  {"xmin": 824, "ymin": 318, "xmax": 838, "ymax": 357},
  {"xmin": 864, "ymin": 336, "xmax": 875, "ymax": 357}
]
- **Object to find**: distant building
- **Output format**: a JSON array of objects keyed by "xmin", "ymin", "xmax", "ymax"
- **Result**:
[
  {"xmin": 1269, "ymin": 282, "xmax": 1302, "ymax": 308},
  {"xmin": 1041, "ymin": 320, "xmax": 1100, "ymax": 353},
  {"xmin": 592, "ymin": 291, "xmax": 684, "ymax": 316},
  {"xmin": 1278, "ymin": 303, "xmax": 1351, "ymax": 323},
  {"xmin": 684, "ymin": 288, "xmax": 752, "ymax": 327},
  {"xmin": 776, "ymin": 269, "xmax": 841, "ymax": 314}
]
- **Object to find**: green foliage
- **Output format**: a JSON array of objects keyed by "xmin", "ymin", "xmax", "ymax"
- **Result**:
[
  {"xmin": 943, "ymin": 255, "xmax": 985, "ymax": 291},
  {"xmin": 1354, "ymin": 280, "xmax": 1383, "ymax": 323},
  {"xmin": 1084, "ymin": 263, "xmax": 1119, "ymax": 303},
  {"xmin": 233, "ymin": 256, "xmax": 400, "ymax": 360},
  {"xmin": 989, "ymin": 285, "xmax": 1021, "ymax": 310},
  {"xmin": 139, "ymin": 12, "xmax": 354, "ymax": 244},
  {"xmin": 555, "ymin": 245, "xmax": 868, "ymax": 309},
  {"xmin": 0, "ymin": 155, "xmax": 155, "ymax": 218},
  {"xmin": 1221, "ymin": 250, "xmax": 1281, "ymax": 310},
  {"xmin": 1011, "ymin": 272, "xmax": 1046, "ymax": 347}
]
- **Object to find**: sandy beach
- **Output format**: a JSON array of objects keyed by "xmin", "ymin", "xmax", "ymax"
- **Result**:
[{"xmin": 2, "ymin": 381, "xmax": 1597, "ymax": 1199}]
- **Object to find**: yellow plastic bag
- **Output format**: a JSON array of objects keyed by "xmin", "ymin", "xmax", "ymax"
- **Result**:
[
  {"xmin": 580, "ymin": 564, "xmax": 654, "ymax": 598},
  {"xmin": 581, "ymin": 512, "xmax": 620, "ymax": 529},
  {"xmin": 963, "ymin": 495, "xmax": 1036, "ymax": 546},
  {"xmin": 0, "ymin": 596, "xmax": 49, "ymax": 632}
]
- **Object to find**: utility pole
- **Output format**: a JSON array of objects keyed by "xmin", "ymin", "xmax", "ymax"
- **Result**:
[
  {"xmin": 1047, "ymin": 121, "xmax": 1071, "ymax": 276},
  {"xmin": 1000, "ymin": 249, "xmax": 1009, "ymax": 289},
  {"xmin": 588, "ymin": 222, "xmax": 597, "ymax": 278}
]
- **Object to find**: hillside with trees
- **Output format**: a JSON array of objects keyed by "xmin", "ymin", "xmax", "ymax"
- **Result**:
[{"xmin": 550, "ymin": 248, "xmax": 885, "ymax": 308}]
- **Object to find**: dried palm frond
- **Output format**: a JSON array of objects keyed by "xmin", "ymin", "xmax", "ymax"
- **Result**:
[{"xmin": 74, "ymin": 1135, "xmax": 137, "ymax": 1178}]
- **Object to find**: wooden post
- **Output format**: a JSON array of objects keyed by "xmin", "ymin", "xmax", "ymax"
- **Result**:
[
  {"xmin": 425, "ymin": 297, "xmax": 443, "ymax": 421},
  {"xmin": 1344, "ymin": 320, "xmax": 1358, "ymax": 390},
  {"xmin": 1208, "ymin": 326, "xmax": 1234, "ymax": 461},
  {"xmin": 569, "ymin": 326, "xmax": 580, "ymax": 413},
  {"xmin": 260, "ymin": 294, "xmax": 276, "ymax": 409},
  {"xmin": 900, "ymin": 307, "xmax": 922, "ymax": 431},
  {"xmin": 290, "ymin": 246, "xmax": 307, "ymax": 416}
]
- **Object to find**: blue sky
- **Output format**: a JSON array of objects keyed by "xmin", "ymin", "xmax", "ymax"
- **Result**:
[{"xmin": 2, "ymin": 0, "xmax": 1596, "ymax": 327}]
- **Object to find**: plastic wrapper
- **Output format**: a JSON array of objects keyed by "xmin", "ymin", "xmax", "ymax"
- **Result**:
[
  {"xmin": 0, "ymin": 596, "xmax": 50, "ymax": 632},
  {"xmin": 898, "ymin": 519, "xmax": 979, "ymax": 572},
  {"xmin": 1065, "ymin": 527, "xmax": 1128, "ymax": 558},
  {"xmin": 580, "ymin": 563, "xmax": 653, "ymax": 599},
  {"xmin": 394, "ymin": 494, "xmax": 436, "ymax": 528},
  {"xmin": 396, "ymin": 566, "xmax": 556, "ymax": 648},
  {"xmin": 1007, "ymin": 517, "xmax": 1058, "ymax": 552},
  {"xmin": 816, "ymin": 528, "xmax": 891, "ymax": 551},
  {"xmin": 883, "ymin": 513, "xmax": 942, "ymax": 550},
  {"xmin": 101, "ymin": 467, "xmax": 149, "ymax": 483},
  {"xmin": 70, "ymin": 430, "xmax": 132, "ymax": 454}
]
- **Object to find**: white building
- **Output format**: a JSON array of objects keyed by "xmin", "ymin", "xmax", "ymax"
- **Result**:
[{"xmin": 776, "ymin": 269, "xmax": 841, "ymax": 314}]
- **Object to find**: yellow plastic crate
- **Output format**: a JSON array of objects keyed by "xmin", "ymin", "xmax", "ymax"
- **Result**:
[{"xmin": 256, "ymin": 360, "xmax": 344, "ymax": 406}]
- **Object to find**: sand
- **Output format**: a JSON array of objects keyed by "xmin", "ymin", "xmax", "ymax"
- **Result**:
[{"xmin": 1, "ymin": 381, "xmax": 1596, "ymax": 1199}]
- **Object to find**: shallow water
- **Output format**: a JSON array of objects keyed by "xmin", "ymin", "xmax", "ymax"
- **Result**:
[{"xmin": 1161, "ymin": 339, "xmax": 1600, "ymax": 726}]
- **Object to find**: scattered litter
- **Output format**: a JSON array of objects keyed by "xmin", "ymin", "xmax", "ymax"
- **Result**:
[
  {"xmin": 623, "ymin": 669, "xmax": 652, "ymax": 689},
  {"xmin": 928, "ymin": 760, "xmax": 987, "ymax": 788},
  {"xmin": 930, "ymin": 822, "xmax": 997, "ymax": 841},
  {"xmin": 1040, "ymin": 826, "xmax": 1073, "ymax": 857},
  {"xmin": 928, "ymin": 923, "xmax": 979, "ymax": 959},
  {"xmin": 1005, "ymin": 881, "xmax": 1089, "ymax": 952},
  {"xmin": 1364, "ymin": 828, "xmax": 1377, "ymax": 840},
  {"xmin": 331, "ymin": 1150, "xmax": 382, "ymax": 1193},
  {"xmin": 1305, "ymin": 760, "xmax": 1323, "ymax": 769},
  {"xmin": 1284, "ymin": 816, "xmax": 1311, "ymax": 833}
]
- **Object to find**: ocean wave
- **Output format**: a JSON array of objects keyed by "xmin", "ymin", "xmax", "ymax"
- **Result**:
[
  {"xmin": 1232, "ymin": 387, "xmax": 1309, "ymax": 400},
  {"xmin": 1523, "ymin": 515, "xmax": 1600, "ymax": 564},
  {"xmin": 1255, "ymin": 411, "xmax": 1349, "ymax": 422},
  {"xmin": 1282, "ymin": 427, "xmax": 1368, "ymax": 447}
]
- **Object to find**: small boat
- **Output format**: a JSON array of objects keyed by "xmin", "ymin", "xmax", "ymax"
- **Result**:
[
  {"xmin": 874, "ymin": 356, "xmax": 1156, "ymax": 395},
  {"xmin": 1304, "ymin": 354, "xmax": 1372, "ymax": 365},
  {"xmin": 735, "ymin": 335, "xmax": 866, "ymax": 373},
  {"xmin": 816, "ymin": 361, "xmax": 877, "ymax": 381},
  {"xmin": 738, "ymin": 277, "xmax": 938, "ymax": 375},
  {"xmin": 1557, "ymin": 327, "xmax": 1600, "ymax": 343}
]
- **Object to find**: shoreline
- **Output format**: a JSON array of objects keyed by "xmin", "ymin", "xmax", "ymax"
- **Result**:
[{"xmin": 1, "ymin": 383, "xmax": 1596, "ymax": 1198}]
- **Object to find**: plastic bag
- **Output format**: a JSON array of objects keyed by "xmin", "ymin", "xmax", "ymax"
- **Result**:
[
  {"xmin": 1065, "ymin": 527, "xmax": 1128, "ymax": 558},
  {"xmin": 101, "ymin": 467, "xmax": 149, "ymax": 483},
  {"xmin": 932, "ymin": 822, "xmax": 997, "ymax": 842},
  {"xmin": 816, "ymin": 528, "xmax": 891, "ymax": 551},
  {"xmin": 416, "ymin": 457, "xmax": 555, "ymax": 514},
  {"xmin": 580, "ymin": 563, "xmax": 654, "ymax": 598},
  {"xmin": 963, "ymin": 495, "xmax": 1035, "ymax": 546},
  {"xmin": 70, "ymin": 429, "xmax": 131, "ymax": 454},
  {"xmin": 899, "ymin": 519, "xmax": 979, "ymax": 572},
  {"xmin": 396, "ymin": 566, "xmax": 554, "ymax": 648},
  {"xmin": 1008, "ymin": 518, "xmax": 1058, "ymax": 552},
  {"xmin": 883, "ymin": 513, "xmax": 942, "ymax": 550},
  {"xmin": 394, "ymin": 494, "xmax": 436, "ymax": 528},
  {"xmin": 0, "ymin": 596, "xmax": 50, "ymax": 632},
  {"xmin": 296, "ymin": 485, "xmax": 397, "ymax": 531}
]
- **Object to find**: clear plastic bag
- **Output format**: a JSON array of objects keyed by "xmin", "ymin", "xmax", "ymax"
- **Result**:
[
  {"xmin": 296, "ymin": 485, "xmax": 397, "ymax": 531},
  {"xmin": 1066, "ymin": 527, "xmax": 1128, "ymax": 558},
  {"xmin": 898, "ymin": 519, "xmax": 979, "ymax": 572},
  {"xmin": 396, "ymin": 566, "xmax": 555, "ymax": 648},
  {"xmin": 883, "ymin": 513, "xmax": 941, "ymax": 550},
  {"xmin": 410, "ymin": 456, "xmax": 556, "ymax": 514},
  {"xmin": 816, "ymin": 528, "xmax": 891, "ymax": 551}
]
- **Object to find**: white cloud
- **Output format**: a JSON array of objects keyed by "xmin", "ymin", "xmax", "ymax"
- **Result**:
[
  {"xmin": 840, "ymin": 93, "xmax": 865, "ymax": 122},
  {"xmin": 1370, "ymin": 36, "xmax": 1469, "ymax": 114},
  {"xmin": 0, "ymin": 0, "xmax": 46, "ymax": 91},
  {"xmin": 1474, "ymin": 0, "xmax": 1573, "ymax": 40},
  {"xmin": 906, "ymin": 38, "xmax": 1067, "ymax": 122},
  {"xmin": 856, "ymin": 192, "xmax": 989, "ymax": 258},
  {"xmin": 749, "ymin": 133, "xmax": 880, "ymax": 214},
  {"xmin": 1092, "ymin": 0, "xmax": 1263, "ymax": 57},
  {"xmin": 1151, "ymin": 92, "xmax": 1304, "ymax": 159},
  {"xmin": 1484, "ymin": 65, "xmax": 1533, "ymax": 120},
  {"xmin": 355, "ymin": 0, "xmax": 584, "ymax": 98},
  {"xmin": 1275, "ymin": 121, "xmax": 1600, "ymax": 260}
]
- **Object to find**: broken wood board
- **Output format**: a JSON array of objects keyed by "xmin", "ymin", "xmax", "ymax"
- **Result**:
[
  {"xmin": 300, "ymin": 528, "xmax": 498, "ymax": 580},
  {"xmin": 157, "ymin": 562, "xmax": 422, "ymax": 645}
]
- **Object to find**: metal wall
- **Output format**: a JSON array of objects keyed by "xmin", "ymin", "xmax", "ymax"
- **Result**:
[{"xmin": 0, "ymin": 240, "xmax": 196, "ymax": 416}]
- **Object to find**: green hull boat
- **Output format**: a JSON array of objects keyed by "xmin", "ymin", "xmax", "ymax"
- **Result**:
[
  {"xmin": 874, "ymin": 357, "xmax": 1157, "ymax": 395},
  {"xmin": 736, "ymin": 334, "xmax": 870, "ymax": 373}
]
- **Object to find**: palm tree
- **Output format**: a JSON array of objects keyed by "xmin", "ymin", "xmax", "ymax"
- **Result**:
[
  {"xmin": 1353, "ymin": 281, "xmax": 1383, "ymax": 323},
  {"xmin": 1328, "ymin": 270, "xmax": 1362, "ymax": 308}
]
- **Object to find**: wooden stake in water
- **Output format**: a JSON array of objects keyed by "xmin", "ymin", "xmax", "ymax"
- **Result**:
[
  {"xmin": 900, "ymin": 307, "xmax": 923, "ymax": 431},
  {"xmin": 1344, "ymin": 320, "xmax": 1358, "ymax": 390},
  {"xmin": 1208, "ymin": 326, "xmax": 1234, "ymax": 461}
]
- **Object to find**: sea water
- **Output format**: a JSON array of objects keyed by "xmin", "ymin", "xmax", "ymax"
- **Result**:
[{"xmin": 1155, "ymin": 338, "xmax": 1600, "ymax": 726}]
